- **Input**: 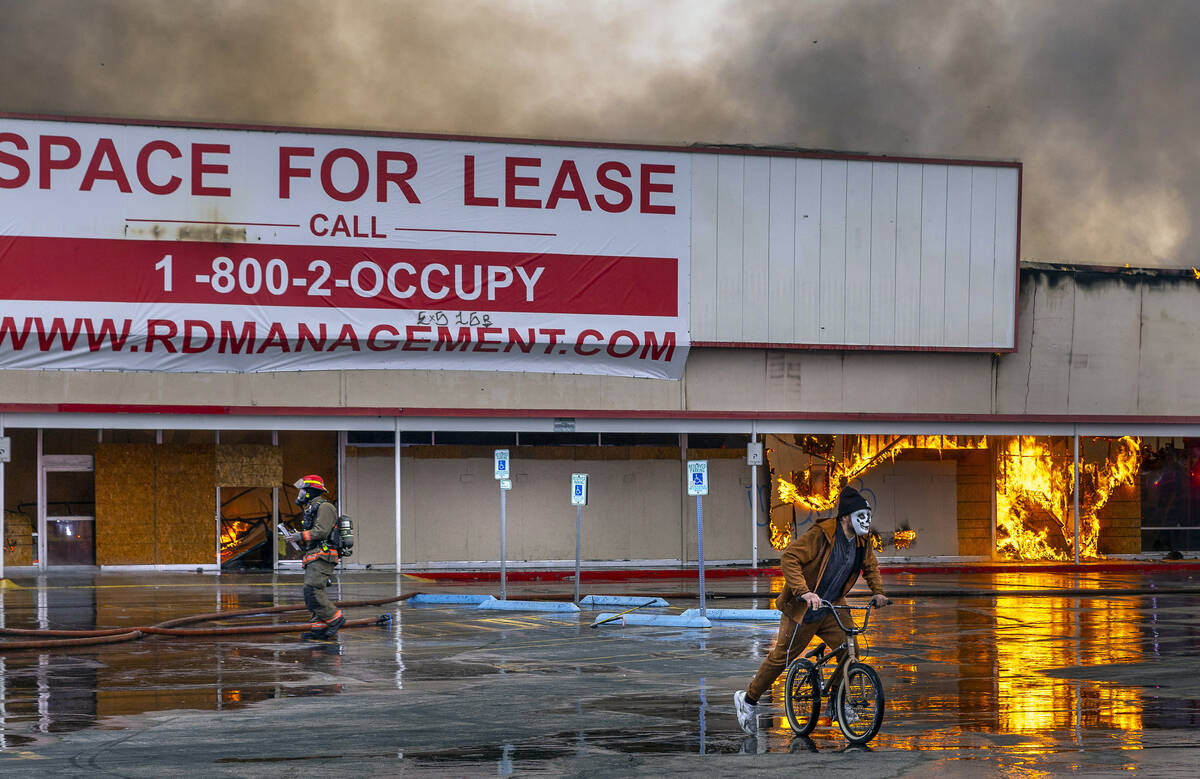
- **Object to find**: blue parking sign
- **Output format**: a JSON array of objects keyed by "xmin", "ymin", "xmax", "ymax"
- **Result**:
[
  {"xmin": 686, "ymin": 460, "xmax": 708, "ymax": 496},
  {"xmin": 571, "ymin": 473, "xmax": 588, "ymax": 506}
]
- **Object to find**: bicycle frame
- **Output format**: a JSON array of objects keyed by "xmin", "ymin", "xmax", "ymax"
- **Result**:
[{"xmin": 804, "ymin": 600, "xmax": 878, "ymax": 695}]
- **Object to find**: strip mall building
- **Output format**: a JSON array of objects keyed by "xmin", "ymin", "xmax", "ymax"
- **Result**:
[{"xmin": 1, "ymin": 114, "xmax": 1197, "ymax": 575}]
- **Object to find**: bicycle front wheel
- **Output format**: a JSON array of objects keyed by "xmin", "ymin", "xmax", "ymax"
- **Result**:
[
  {"xmin": 783, "ymin": 658, "xmax": 821, "ymax": 735},
  {"xmin": 834, "ymin": 662, "xmax": 885, "ymax": 744}
]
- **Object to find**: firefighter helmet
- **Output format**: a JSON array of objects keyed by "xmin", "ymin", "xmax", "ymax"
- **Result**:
[{"xmin": 294, "ymin": 474, "xmax": 326, "ymax": 506}]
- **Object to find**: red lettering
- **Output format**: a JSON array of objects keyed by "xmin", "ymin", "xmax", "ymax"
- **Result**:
[
  {"xmin": 594, "ymin": 161, "xmax": 631, "ymax": 212},
  {"xmin": 574, "ymin": 329, "xmax": 603, "ymax": 356},
  {"xmin": 0, "ymin": 133, "xmax": 30, "ymax": 188},
  {"xmin": 279, "ymin": 147, "xmax": 315, "ymax": 198},
  {"xmin": 545, "ymin": 160, "xmax": 591, "ymax": 211},
  {"xmin": 295, "ymin": 323, "xmax": 328, "ymax": 350},
  {"xmin": 219, "ymin": 321, "xmax": 256, "ymax": 353},
  {"xmin": 191, "ymin": 143, "xmax": 230, "ymax": 196},
  {"xmin": 182, "ymin": 320, "xmax": 214, "ymax": 353},
  {"xmin": 473, "ymin": 327, "xmax": 502, "ymax": 352},
  {"xmin": 403, "ymin": 325, "xmax": 431, "ymax": 350},
  {"xmin": 640, "ymin": 163, "xmax": 675, "ymax": 214},
  {"xmin": 80, "ymin": 138, "xmax": 133, "ymax": 192},
  {"xmin": 34, "ymin": 317, "xmax": 84, "ymax": 351},
  {"xmin": 463, "ymin": 155, "xmax": 498, "ymax": 207},
  {"xmin": 368, "ymin": 324, "xmax": 400, "ymax": 351},
  {"xmin": 539, "ymin": 327, "xmax": 566, "ymax": 354},
  {"xmin": 256, "ymin": 322, "xmax": 291, "ymax": 352},
  {"xmin": 607, "ymin": 330, "xmax": 640, "ymax": 358},
  {"xmin": 321, "ymin": 148, "xmax": 369, "ymax": 202},
  {"xmin": 434, "ymin": 326, "xmax": 472, "ymax": 352},
  {"xmin": 0, "ymin": 316, "xmax": 33, "ymax": 349},
  {"xmin": 505, "ymin": 156, "xmax": 541, "ymax": 208},
  {"xmin": 330, "ymin": 323, "xmax": 361, "ymax": 350},
  {"xmin": 83, "ymin": 318, "xmax": 132, "ymax": 351},
  {"xmin": 504, "ymin": 328, "xmax": 536, "ymax": 353},
  {"xmin": 136, "ymin": 140, "xmax": 182, "ymax": 195},
  {"xmin": 640, "ymin": 331, "xmax": 676, "ymax": 361},
  {"xmin": 377, "ymin": 151, "xmax": 419, "ymax": 203},
  {"xmin": 145, "ymin": 319, "xmax": 178, "ymax": 353},
  {"xmin": 39, "ymin": 135, "xmax": 81, "ymax": 189}
]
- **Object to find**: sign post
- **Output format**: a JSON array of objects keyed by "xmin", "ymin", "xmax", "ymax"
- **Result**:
[
  {"xmin": 687, "ymin": 460, "xmax": 709, "ymax": 617},
  {"xmin": 747, "ymin": 437, "xmax": 763, "ymax": 569},
  {"xmin": 494, "ymin": 449, "xmax": 511, "ymax": 600},
  {"xmin": 570, "ymin": 473, "xmax": 588, "ymax": 603}
]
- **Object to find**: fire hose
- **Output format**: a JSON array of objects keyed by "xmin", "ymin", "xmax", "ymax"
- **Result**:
[{"xmin": 0, "ymin": 592, "xmax": 421, "ymax": 652}]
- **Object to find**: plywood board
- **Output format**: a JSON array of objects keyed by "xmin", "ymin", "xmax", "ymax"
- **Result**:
[
  {"xmin": 95, "ymin": 443, "xmax": 156, "ymax": 565},
  {"xmin": 216, "ymin": 444, "xmax": 282, "ymax": 487},
  {"xmin": 155, "ymin": 444, "xmax": 216, "ymax": 565}
]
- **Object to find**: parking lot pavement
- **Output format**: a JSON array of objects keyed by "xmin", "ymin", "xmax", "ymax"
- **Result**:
[{"xmin": 0, "ymin": 569, "xmax": 1198, "ymax": 776}]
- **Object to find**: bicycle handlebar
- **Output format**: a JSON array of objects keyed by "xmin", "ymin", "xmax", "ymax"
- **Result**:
[{"xmin": 812, "ymin": 598, "xmax": 889, "ymax": 634}]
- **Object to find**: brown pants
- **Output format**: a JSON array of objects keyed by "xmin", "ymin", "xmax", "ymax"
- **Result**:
[{"xmin": 747, "ymin": 611, "xmax": 847, "ymax": 701}]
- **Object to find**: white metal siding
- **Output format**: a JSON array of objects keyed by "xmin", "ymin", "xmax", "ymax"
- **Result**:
[{"xmin": 690, "ymin": 153, "xmax": 1020, "ymax": 350}]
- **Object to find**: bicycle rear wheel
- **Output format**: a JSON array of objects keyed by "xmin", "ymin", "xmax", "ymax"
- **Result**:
[
  {"xmin": 783, "ymin": 658, "xmax": 821, "ymax": 736},
  {"xmin": 834, "ymin": 661, "xmax": 885, "ymax": 744}
]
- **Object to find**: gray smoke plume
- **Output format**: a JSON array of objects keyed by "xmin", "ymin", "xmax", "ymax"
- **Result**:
[{"xmin": 2, "ymin": 0, "xmax": 1196, "ymax": 268}]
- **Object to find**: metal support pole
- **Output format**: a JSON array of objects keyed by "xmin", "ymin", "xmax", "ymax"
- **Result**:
[
  {"xmin": 215, "ymin": 485, "xmax": 222, "ymax": 571},
  {"xmin": 679, "ymin": 433, "xmax": 688, "ymax": 567},
  {"xmin": 0, "ymin": 415, "xmax": 5, "ymax": 581},
  {"xmin": 574, "ymin": 504, "xmax": 582, "ymax": 604},
  {"xmin": 500, "ymin": 485, "xmax": 507, "ymax": 600},
  {"xmin": 36, "ymin": 429, "xmax": 44, "ymax": 571},
  {"xmin": 394, "ymin": 418, "xmax": 402, "ymax": 574},
  {"xmin": 271, "ymin": 431, "xmax": 279, "ymax": 570},
  {"xmin": 697, "ymin": 495, "xmax": 706, "ymax": 617},
  {"xmin": 1073, "ymin": 432, "xmax": 1081, "ymax": 565},
  {"xmin": 750, "ymin": 430, "xmax": 758, "ymax": 569}
]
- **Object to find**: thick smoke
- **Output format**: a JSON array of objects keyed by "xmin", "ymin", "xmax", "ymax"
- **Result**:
[{"xmin": 1, "ymin": 0, "xmax": 1196, "ymax": 267}]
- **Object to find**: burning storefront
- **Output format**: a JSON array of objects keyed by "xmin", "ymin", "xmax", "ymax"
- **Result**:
[{"xmin": 767, "ymin": 433, "xmax": 1148, "ymax": 562}]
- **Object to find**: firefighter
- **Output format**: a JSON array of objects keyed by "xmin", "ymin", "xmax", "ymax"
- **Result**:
[{"xmin": 281, "ymin": 474, "xmax": 345, "ymax": 640}]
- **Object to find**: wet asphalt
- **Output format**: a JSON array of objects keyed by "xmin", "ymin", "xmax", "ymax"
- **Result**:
[{"xmin": 0, "ymin": 567, "xmax": 1197, "ymax": 777}]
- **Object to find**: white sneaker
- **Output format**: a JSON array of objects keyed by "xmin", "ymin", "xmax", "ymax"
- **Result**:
[{"xmin": 734, "ymin": 690, "xmax": 758, "ymax": 735}]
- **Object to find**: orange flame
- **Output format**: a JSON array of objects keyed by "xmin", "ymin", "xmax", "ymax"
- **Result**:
[
  {"xmin": 772, "ymin": 435, "xmax": 986, "ymax": 548},
  {"xmin": 996, "ymin": 436, "xmax": 1141, "ymax": 560},
  {"xmin": 772, "ymin": 434, "xmax": 1140, "ymax": 560}
]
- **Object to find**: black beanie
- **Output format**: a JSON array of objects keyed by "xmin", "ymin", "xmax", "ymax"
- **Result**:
[{"xmin": 837, "ymin": 486, "xmax": 870, "ymax": 517}]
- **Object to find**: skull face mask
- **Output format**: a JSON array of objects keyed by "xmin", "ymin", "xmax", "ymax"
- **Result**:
[{"xmin": 850, "ymin": 509, "xmax": 872, "ymax": 536}]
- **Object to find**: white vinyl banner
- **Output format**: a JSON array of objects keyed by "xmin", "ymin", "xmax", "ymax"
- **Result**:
[{"xmin": 0, "ymin": 117, "xmax": 690, "ymax": 378}]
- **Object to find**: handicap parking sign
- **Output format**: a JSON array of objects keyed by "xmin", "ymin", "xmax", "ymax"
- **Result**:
[
  {"xmin": 686, "ymin": 460, "xmax": 709, "ymax": 496},
  {"xmin": 571, "ymin": 473, "xmax": 588, "ymax": 506}
]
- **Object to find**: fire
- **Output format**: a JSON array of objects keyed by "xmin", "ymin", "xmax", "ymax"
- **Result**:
[
  {"xmin": 996, "ymin": 435, "xmax": 1141, "ymax": 561},
  {"xmin": 772, "ymin": 435, "xmax": 987, "ymax": 548},
  {"xmin": 770, "ymin": 433, "xmax": 1140, "ymax": 560},
  {"xmin": 220, "ymin": 520, "xmax": 251, "ymax": 551}
]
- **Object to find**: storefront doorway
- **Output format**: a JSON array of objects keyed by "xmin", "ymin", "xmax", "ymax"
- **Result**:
[{"xmin": 38, "ymin": 445, "xmax": 96, "ymax": 569}]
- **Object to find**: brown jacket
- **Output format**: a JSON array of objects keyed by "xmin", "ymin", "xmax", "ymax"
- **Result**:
[{"xmin": 776, "ymin": 517, "xmax": 885, "ymax": 621}]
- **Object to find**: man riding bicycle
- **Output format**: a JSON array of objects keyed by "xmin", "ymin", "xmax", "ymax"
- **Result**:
[{"xmin": 734, "ymin": 486, "xmax": 889, "ymax": 735}]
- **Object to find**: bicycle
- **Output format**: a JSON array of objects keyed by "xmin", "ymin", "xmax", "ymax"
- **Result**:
[{"xmin": 782, "ymin": 598, "xmax": 887, "ymax": 745}]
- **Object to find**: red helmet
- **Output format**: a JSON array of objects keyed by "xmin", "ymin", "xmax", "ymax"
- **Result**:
[{"xmin": 295, "ymin": 474, "xmax": 326, "ymax": 493}]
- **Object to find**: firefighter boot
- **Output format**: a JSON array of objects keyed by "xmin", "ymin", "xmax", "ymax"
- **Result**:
[
  {"xmin": 322, "ymin": 611, "xmax": 346, "ymax": 638},
  {"xmin": 300, "ymin": 621, "xmax": 328, "ymax": 640}
]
